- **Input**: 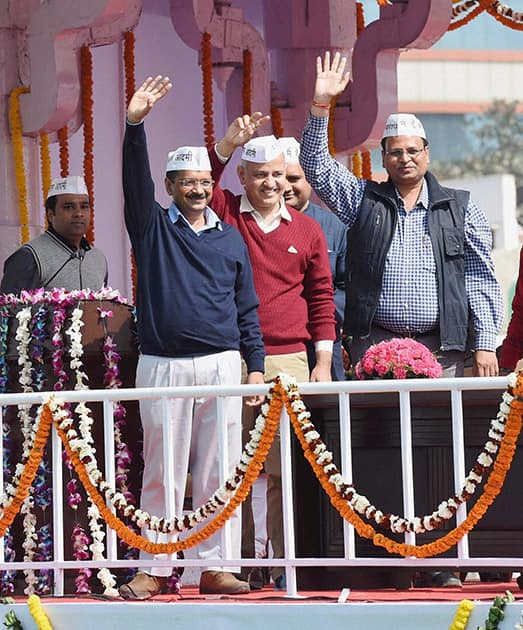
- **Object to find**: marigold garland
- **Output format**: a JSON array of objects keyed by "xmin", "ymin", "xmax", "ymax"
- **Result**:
[
  {"xmin": 356, "ymin": 2, "xmax": 365, "ymax": 34},
  {"xmin": 201, "ymin": 32, "xmax": 215, "ymax": 150},
  {"xmin": 242, "ymin": 48, "xmax": 252, "ymax": 117},
  {"xmin": 2, "ymin": 373, "xmax": 522, "ymax": 563},
  {"xmin": 487, "ymin": 1, "xmax": 523, "ymax": 30},
  {"xmin": 39, "ymin": 133, "xmax": 51, "ymax": 207},
  {"xmin": 123, "ymin": 30, "xmax": 138, "ymax": 302},
  {"xmin": 8, "ymin": 86, "xmax": 31, "ymax": 244},
  {"xmin": 448, "ymin": 598, "xmax": 474, "ymax": 630},
  {"xmin": 27, "ymin": 594, "xmax": 53, "ymax": 630},
  {"xmin": 51, "ymin": 386, "xmax": 282, "ymax": 554},
  {"xmin": 362, "ymin": 150, "xmax": 372, "ymax": 179},
  {"xmin": 270, "ymin": 105, "xmax": 284, "ymax": 139},
  {"xmin": 449, "ymin": 0, "xmax": 487, "ymax": 30},
  {"xmin": 352, "ymin": 152, "xmax": 363, "ymax": 177},
  {"xmin": 0, "ymin": 403, "xmax": 52, "ymax": 537},
  {"xmin": 123, "ymin": 31, "xmax": 136, "ymax": 108},
  {"xmin": 286, "ymin": 373, "xmax": 523, "ymax": 558},
  {"xmin": 57, "ymin": 126, "xmax": 69, "ymax": 177},
  {"xmin": 80, "ymin": 45, "xmax": 95, "ymax": 243}
]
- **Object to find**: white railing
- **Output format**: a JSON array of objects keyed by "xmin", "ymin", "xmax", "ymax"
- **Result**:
[{"xmin": 0, "ymin": 375, "xmax": 518, "ymax": 597}]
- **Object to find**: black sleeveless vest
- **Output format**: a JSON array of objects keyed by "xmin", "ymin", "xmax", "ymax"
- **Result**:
[{"xmin": 344, "ymin": 171, "xmax": 470, "ymax": 352}]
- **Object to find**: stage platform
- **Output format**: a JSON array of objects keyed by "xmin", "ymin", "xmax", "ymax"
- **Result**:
[{"xmin": 4, "ymin": 579, "xmax": 523, "ymax": 630}]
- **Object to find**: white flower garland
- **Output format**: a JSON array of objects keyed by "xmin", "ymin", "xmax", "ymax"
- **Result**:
[
  {"xmin": 64, "ymin": 305, "xmax": 117, "ymax": 596},
  {"xmin": 47, "ymin": 392, "xmax": 271, "ymax": 535},
  {"xmin": 15, "ymin": 306, "xmax": 38, "ymax": 594},
  {"xmin": 47, "ymin": 371, "xmax": 513, "ymax": 537},
  {"xmin": 281, "ymin": 372, "xmax": 516, "ymax": 534}
]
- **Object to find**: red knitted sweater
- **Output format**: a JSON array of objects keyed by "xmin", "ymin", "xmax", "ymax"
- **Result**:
[{"xmin": 210, "ymin": 149, "xmax": 336, "ymax": 355}]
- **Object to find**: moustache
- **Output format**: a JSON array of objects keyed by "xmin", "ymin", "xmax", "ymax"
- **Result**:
[{"xmin": 187, "ymin": 193, "xmax": 207, "ymax": 200}]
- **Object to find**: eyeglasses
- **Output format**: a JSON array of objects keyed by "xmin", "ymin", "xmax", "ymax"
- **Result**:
[
  {"xmin": 384, "ymin": 147, "xmax": 426, "ymax": 159},
  {"xmin": 176, "ymin": 178, "xmax": 215, "ymax": 189}
]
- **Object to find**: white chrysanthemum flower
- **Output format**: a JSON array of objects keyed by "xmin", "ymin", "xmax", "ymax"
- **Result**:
[{"xmin": 478, "ymin": 452, "xmax": 493, "ymax": 466}]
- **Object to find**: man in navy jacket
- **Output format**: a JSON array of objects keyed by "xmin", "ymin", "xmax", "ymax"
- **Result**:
[{"xmin": 119, "ymin": 75, "xmax": 265, "ymax": 600}]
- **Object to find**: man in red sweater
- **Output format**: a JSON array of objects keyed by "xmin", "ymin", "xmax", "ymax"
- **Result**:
[{"xmin": 209, "ymin": 121, "xmax": 336, "ymax": 589}]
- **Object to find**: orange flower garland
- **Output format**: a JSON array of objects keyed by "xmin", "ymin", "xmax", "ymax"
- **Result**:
[
  {"xmin": 201, "ymin": 32, "xmax": 215, "ymax": 150},
  {"xmin": 242, "ymin": 48, "xmax": 252, "ymax": 116},
  {"xmin": 81, "ymin": 45, "xmax": 95, "ymax": 243},
  {"xmin": 3, "ymin": 375, "xmax": 522, "ymax": 563},
  {"xmin": 123, "ymin": 30, "xmax": 138, "ymax": 302},
  {"xmin": 356, "ymin": 2, "xmax": 365, "ymax": 33},
  {"xmin": 362, "ymin": 150, "xmax": 372, "ymax": 179},
  {"xmin": 8, "ymin": 86, "xmax": 31, "ymax": 244},
  {"xmin": 270, "ymin": 105, "xmax": 284, "ymax": 139},
  {"xmin": 57, "ymin": 126, "xmax": 69, "ymax": 177},
  {"xmin": 0, "ymin": 403, "xmax": 52, "ymax": 536},
  {"xmin": 123, "ymin": 31, "xmax": 136, "ymax": 108},
  {"xmin": 352, "ymin": 152, "xmax": 363, "ymax": 177},
  {"xmin": 53, "ymin": 389, "xmax": 282, "ymax": 554},
  {"xmin": 39, "ymin": 132, "xmax": 51, "ymax": 206},
  {"xmin": 286, "ymin": 374, "xmax": 523, "ymax": 558}
]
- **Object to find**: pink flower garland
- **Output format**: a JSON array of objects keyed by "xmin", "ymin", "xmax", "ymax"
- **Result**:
[
  {"xmin": 355, "ymin": 337, "xmax": 443, "ymax": 380},
  {"xmin": 100, "ymin": 310, "xmax": 140, "ymax": 576}
]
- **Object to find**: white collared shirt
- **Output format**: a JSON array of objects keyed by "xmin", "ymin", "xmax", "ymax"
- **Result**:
[
  {"xmin": 168, "ymin": 204, "xmax": 223, "ymax": 234},
  {"xmin": 239, "ymin": 194, "xmax": 292, "ymax": 234}
]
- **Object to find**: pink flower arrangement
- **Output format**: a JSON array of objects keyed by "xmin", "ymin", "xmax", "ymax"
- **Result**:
[{"xmin": 355, "ymin": 337, "xmax": 442, "ymax": 380}]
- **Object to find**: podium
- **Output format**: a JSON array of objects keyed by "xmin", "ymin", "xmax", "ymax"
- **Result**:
[{"xmin": 1, "ymin": 296, "xmax": 140, "ymax": 593}]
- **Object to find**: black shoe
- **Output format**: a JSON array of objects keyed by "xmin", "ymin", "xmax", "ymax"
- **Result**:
[
  {"xmin": 430, "ymin": 571, "xmax": 462, "ymax": 587},
  {"xmin": 413, "ymin": 571, "xmax": 461, "ymax": 588},
  {"xmin": 274, "ymin": 575, "xmax": 287, "ymax": 591},
  {"xmin": 247, "ymin": 567, "xmax": 269, "ymax": 590}
]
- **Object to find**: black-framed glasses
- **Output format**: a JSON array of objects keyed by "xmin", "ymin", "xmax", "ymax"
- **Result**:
[
  {"xmin": 384, "ymin": 147, "xmax": 426, "ymax": 159},
  {"xmin": 176, "ymin": 178, "xmax": 215, "ymax": 189}
]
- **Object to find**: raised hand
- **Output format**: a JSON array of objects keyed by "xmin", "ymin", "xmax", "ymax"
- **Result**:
[
  {"xmin": 217, "ymin": 112, "xmax": 271, "ymax": 158},
  {"xmin": 127, "ymin": 75, "xmax": 173, "ymax": 124},
  {"xmin": 314, "ymin": 51, "xmax": 351, "ymax": 105}
]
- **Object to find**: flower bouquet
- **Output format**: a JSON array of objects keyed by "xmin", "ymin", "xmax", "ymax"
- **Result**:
[{"xmin": 355, "ymin": 337, "xmax": 442, "ymax": 380}]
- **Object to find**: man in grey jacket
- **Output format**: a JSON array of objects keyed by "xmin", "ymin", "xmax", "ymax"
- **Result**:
[{"xmin": 1, "ymin": 175, "xmax": 107, "ymax": 294}]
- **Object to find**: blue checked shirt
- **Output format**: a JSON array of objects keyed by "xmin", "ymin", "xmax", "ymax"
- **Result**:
[{"xmin": 300, "ymin": 114, "xmax": 503, "ymax": 351}]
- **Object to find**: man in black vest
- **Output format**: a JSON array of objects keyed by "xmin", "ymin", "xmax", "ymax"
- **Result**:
[
  {"xmin": 1, "ymin": 176, "xmax": 107, "ymax": 294},
  {"xmin": 299, "ymin": 51, "xmax": 502, "ymax": 380},
  {"xmin": 299, "ymin": 51, "xmax": 504, "ymax": 589}
]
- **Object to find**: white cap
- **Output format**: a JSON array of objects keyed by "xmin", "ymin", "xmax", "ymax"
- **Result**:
[
  {"xmin": 278, "ymin": 137, "xmax": 300, "ymax": 164},
  {"xmin": 241, "ymin": 135, "xmax": 283, "ymax": 163},
  {"xmin": 166, "ymin": 146, "xmax": 211, "ymax": 173},
  {"xmin": 47, "ymin": 176, "xmax": 88, "ymax": 200},
  {"xmin": 382, "ymin": 114, "xmax": 426, "ymax": 140}
]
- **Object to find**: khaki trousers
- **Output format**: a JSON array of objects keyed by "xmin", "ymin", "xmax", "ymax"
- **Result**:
[{"xmin": 242, "ymin": 352, "xmax": 309, "ymax": 580}]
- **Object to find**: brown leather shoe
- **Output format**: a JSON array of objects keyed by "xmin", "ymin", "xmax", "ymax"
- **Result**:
[
  {"xmin": 199, "ymin": 571, "xmax": 250, "ymax": 595},
  {"xmin": 119, "ymin": 572, "xmax": 167, "ymax": 600}
]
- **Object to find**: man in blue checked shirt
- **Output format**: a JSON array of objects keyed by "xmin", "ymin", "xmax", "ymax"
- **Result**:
[{"xmin": 299, "ymin": 51, "xmax": 503, "ymax": 379}]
